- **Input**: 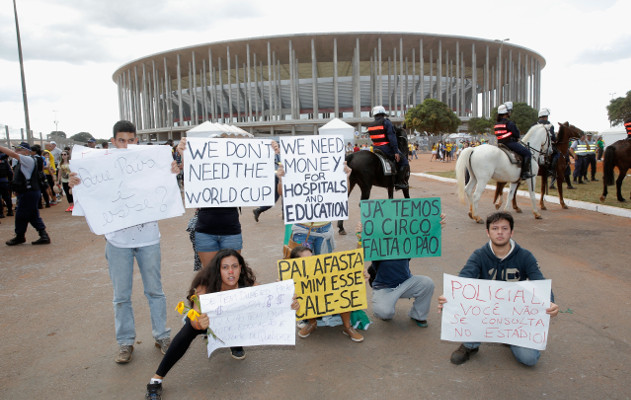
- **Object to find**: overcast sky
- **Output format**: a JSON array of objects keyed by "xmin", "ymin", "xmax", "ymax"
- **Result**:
[{"xmin": 1, "ymin": 0, "xmax": 630, "ymax": 139}]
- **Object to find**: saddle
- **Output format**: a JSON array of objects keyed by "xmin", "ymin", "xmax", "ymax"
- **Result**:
[
  {"xmin": 372, "ymin": 149, "xmax": 395, "ymax": 176},
  {"xmin": 497, "ymin": 143, "xmax": 522, "ymax": 165}
]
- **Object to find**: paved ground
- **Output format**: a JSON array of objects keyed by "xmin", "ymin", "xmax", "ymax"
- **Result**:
[{"xmin": 0, "ymin": 153, "xmax": 629, "ymax": 399}]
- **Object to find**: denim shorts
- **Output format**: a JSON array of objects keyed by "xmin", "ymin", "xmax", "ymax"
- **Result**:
[{"xmin": 194, "ymin": 232, "xmax": 243, "ymax": 252}]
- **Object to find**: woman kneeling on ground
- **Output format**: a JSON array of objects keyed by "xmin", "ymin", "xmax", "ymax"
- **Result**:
[{"xmin": 145, "ymin": 249, "xmax": 300, "ymax": 400}]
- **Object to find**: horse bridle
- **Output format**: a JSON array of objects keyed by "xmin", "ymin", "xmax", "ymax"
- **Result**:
[{"xmin": 520, "ymin": 125, "xmax": 553, "ymax": 158}]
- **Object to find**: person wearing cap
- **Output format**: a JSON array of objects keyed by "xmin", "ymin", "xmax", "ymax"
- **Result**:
[
  {"xmin": 47, "ymin": 141, "xmax": 62, "ymax": 167},
  {"xmin": 0, "ymin": 142, "xmax": 51, "ymax": 245},
  {"xmin": 570, "ymin": 133, "xmax": 589, "ymax": 184},
  {"xmin": 494, "ymin": 104, "xmax": 534, "ymax": 180},
  {"xmin": 535, "ymin": 108, "xmax": 558, "ymax": 177},
  {"xmin": 367, "ymin": 105, "xmax": 409, "ymax": 190},
  {"xmin": 583, "ymin": 132, "xmax": 598, "ymax": 182},
  {"xmin": 86, "ymin": 138, "xmax": 97, "ymax": 148}
]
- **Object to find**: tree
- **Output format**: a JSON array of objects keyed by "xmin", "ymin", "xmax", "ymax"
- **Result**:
[
  {"xmin": 468, "ymin": 117, "xmax": 493, "ymax": 134},
  {"xmin": 404, "ymin": 99, "xmax": 461, "ymax": 134},
  {"xmin": 48, "ymin": 131, "xmax": 66, "ymax": 139},
  {"xmin": 607, "ymin": 91, "xmax": 631, "ymax": 126},
  {"xmin": 70, "ymin": 132, "xmax": 94, "ymax": 143},
  {"xmin": 490, "ymin": 102, "xmax": 538, "ymax": 134}
]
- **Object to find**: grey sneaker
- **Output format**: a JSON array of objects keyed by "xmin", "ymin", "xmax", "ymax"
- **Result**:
[
  {"xmin": 115, "ymin": 345, "xmax": 134, "ymax": 363},
  {"xmin": 155, "ymin": 337, "xmax": 170, "ymax": 355}
]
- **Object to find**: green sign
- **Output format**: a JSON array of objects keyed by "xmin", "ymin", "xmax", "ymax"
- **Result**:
[{"xmin": 360, "ymin": 198, "xmax": 441, "ymax": 261}]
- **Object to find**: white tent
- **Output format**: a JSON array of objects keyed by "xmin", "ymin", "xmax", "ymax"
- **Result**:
[
  {"xmin": 186, "ymin": 121, "xmax": 253, "ymax": 138},
  {"xmin": 318, "ymin": 118, "xmax": 355, "ymax": 144},
  {"xmin": 599, "ymin": 126, "xmax": 626, "ymax": 148}
]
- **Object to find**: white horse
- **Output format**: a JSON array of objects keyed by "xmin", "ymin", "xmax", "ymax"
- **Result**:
[{"xmin": 456, "ymin": 125, "xmax": 552, "ymax": 223}]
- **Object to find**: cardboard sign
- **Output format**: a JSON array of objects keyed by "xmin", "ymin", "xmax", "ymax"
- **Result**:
[
  {"xmin": 280, "ymin": 136, "xmax": 348, "ymax": 224},
  {"xmin": 184, "ymin": 137, "xmax": 275, "ymax": 208},
  {"xmin": 277, "ymin": 249, "xmax": 366, "ymax": 320},
  {"xmin": 440, "ymin": 274, "xmax": 552, "ymax": 350},
  {"xmin": 69, "ymin": 145, "xmax": 184, "ymax": 235},
  {"xmin": 360, "ymin": 198, "xmax": 442, "ymax": 261},
  {"xmin": 198, "ymin": 280, "xmax": 296, "ymax": 357}
]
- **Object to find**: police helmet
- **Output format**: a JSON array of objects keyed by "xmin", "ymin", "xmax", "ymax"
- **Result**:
[
  {"xmin": 538, "ymin": 108, "xmax": 550, "ymax": 117},
  {"xmin": 498, "ymin": 104, "xmax": 508, "ymax": 115},
  {"xmin": 372, "ymin": 106, "xmax": 387, "ymax": 116}
]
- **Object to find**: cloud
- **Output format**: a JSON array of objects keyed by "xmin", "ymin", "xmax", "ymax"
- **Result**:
[{"xmin": 574, "ymin": 35, "xmax": 631, "ymax": 64}]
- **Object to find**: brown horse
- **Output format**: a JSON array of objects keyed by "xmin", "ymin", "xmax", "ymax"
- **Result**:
[
  {"xmin": 600, "ymin": 139, "xmax": 631, "ymax": 202},
  {"xmin": 493, "ymin": 122, "xmax": 583, "ymax": 211}
]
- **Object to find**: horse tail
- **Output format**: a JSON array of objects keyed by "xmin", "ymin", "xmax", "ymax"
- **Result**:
[
  {"xmin": 456, "ymin": 147, "xmax": 474, "ymax": 203},
  {"xmin": 603, "ymin": 145, "xmax": 616, "ymax": 186}
]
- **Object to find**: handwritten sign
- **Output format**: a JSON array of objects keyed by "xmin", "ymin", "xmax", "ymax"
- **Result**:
[
  {"xmin": 360, "ymin": 198, "xmax": 441, "ymax": 261},
  {"xmin": 184, "ymin": 137, "xmax": 275, "ymax": 208},
  {"xmin": 280, "ymin": 135, "xmax": 348, "ymax": 224},
  {"xmin": 69, "ymin": 145, "xmax": 184, "ymax": 235},
  {"xmin": 198, "ymin": 280, "xmax": 296, "ymax": 357},
  {"xmin": 277, "ymin": 249, "xmax": 366, "ymax": 320},
  {"xmin": 440, "ymin": 274, "xmax": 552, "ymax": 350}
]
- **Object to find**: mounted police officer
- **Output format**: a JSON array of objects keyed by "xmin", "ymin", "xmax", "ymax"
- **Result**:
[
  {"xmin": 494, "ymin": 104, "xmax": 534, "ymax": 180},
  {"xmin": 624, "ymin": 117, "xmax": 631, "ymax": 139},
  {"xmin": 535, "ymin": 108, "xmax": 557, "ymax": 176},
  {"xmin": 367, "ymin": 105, "xmax": 409, "ymax": 190}
]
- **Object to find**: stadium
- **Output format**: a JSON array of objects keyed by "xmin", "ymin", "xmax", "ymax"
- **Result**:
[{"xmin": 112, "ymin": 32, "xmax": 545, "ymax": 141}]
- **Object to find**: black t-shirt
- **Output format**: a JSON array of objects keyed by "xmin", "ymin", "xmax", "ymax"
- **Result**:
[{"xmin": 195, "ymin": 207, "xmax": 241, "ymax": 235}]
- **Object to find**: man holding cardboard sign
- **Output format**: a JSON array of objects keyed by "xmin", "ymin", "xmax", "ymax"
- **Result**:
[{"xmin": 437, "ymin": 212, "xmax": 559, "ymax": 366}]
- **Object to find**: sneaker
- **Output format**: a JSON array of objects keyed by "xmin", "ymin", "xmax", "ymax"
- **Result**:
[
  {"xmin": 450, "ymin": 344, "xmax": 478, "ymax": 365},
  {"xmin": 65, "ymin": 206, "xmax": 73, "ymax": 212},
  {"xmin": 155, "ymin": 338, "xmax": 170, "ymax": 355},
  {"xmin": 298, "ymin": 321, "xmax": 317, "ymax": 338},
  {"xmin": 411, "ymin": 318, "xmax": 429, "ymax": 328},
  {"xmin": 252, "ymin": 208, "xmax": 261, "ymax": 222},
  {"xmin": 6, "ymin": 236, "xmax": 26, "ymax": 246},
  {"xmin": 342, "ymin": 326, "xmax": 364, "ymax": 343},
  {"xmin": 230, "ymin": 346, "xmax": 246, "ymax": 360},
  {"xmin": 115, "ymin": 345, "xmax": 134, "ymax": 364},
  {"xmin": 145, "ymin": 382, "xmax": 162, "ymax": 400}
]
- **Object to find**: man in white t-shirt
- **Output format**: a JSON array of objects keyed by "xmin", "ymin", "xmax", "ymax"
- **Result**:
[{"xmin": 70, "ymin": 120, "xmax": 175, "ymax": 364}]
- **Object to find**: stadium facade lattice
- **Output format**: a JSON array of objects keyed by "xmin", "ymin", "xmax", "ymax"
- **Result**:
[{"xmin": 112, "ymin": 32, "xmax": 545, "ymax": 141}]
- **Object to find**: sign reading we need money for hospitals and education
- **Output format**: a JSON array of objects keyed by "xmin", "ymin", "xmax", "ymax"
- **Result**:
[
  {"xmin": 440, "ymin": 274, "xmax": 552, "ymax": 350},
  {"xmin": 360, "ymin": 198, "xmax": 442, "ymax": 261},
  {"xmin": 279, "ymin": 135, "xmax": 348, "ymax": 224},
  {"xmin": 277, "ymin": 249, "xmax": 366, "ymax": 320},
  {"xmin": 69, "ymin": 145, "xmax": 184, "ymax": 235},
  {"xmin": 184, "ymin": 137, "xmax": 276, "ymax": 208},
  {"xmin": 198, "ymin": 280, "xmax": 296, "ymax": 357}
]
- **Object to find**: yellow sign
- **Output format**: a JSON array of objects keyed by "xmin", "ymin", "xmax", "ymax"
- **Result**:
[{"xmin": 277, "ymin": 248, "xmax": 367, "ymax": 320}]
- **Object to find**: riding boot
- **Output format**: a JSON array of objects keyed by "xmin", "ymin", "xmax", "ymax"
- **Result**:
[
  {"xmin": 549, "ymin": 156, "xmax": 558, "ymax": 178},
  {"xmin": 395, "ymin": 165, "xmax": 410, "ymax": 190},
  {"xmin": 32, "ymin": 230, "xmax": 51, "ymax": 245},
  {"xmin": 520, "ymin": 157, "xmax": 534, "ymax": 180}
]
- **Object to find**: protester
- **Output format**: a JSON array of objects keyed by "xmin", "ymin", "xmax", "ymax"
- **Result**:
[
  {"xmin": 0, "ymin": 142, "xmax": 50, "ymax": 245},
  {"xmin": 56, "ymin": 150, "xmax": 74, "ymax": 212},
  {"xmin": 30, "ymin": 144, "xmax": 55, "ymax": 208},
  {"xmin": 177, "ymin": 137, "xmax": 242, "ymax": 268},
  {"xmin": 48, "ymin": 141, "xmax": 62, "ymax": 167},
  {"xmin": 144, "ymin": 249, "xmax": 300, "ymax": 400},
  {"xmin": 290, "ymin": 245, "xmax": 364, "ymax": 343},
  {"xmin": 437, "ymin": 212, "xmax": 559, "ymax": 366},
  {"xmin": 69, "ymin": 120, "xmax": 176, "ymax": 363}
]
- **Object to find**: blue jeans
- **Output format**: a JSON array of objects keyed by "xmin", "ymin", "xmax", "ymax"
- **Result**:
[
  {"xmin": 463, "ymin": 342, "xmax": 541, "ymax": 366},
  {"xmin": 105, "ymin": 242, "xmax": 170, "ymax": 346},
  {"xmin": 372, "ymin": 275, "xmax": 434, "ymax": 321},
  {"xmin": 291, "ymin": 223, "xmax": 334, "ymax": 255}
]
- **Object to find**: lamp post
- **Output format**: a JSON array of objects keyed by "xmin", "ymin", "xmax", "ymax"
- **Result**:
[
  {"xmin": 495, "ymin": 38, "xmax": 510, "ymax": 107},
  {"xmin": 13, "ymin": 0, "xmax": 31, "ymax": 143}
]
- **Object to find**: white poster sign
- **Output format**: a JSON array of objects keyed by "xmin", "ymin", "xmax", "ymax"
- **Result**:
[
  {"xmin": 184, "ymin": 137, "xmax": 275, "ymax": 208},
  {"xmin": 279, "ymin": 135, "xmax": 348, "ymax": 224},
  {"xmin": 69, "ymin": 145, "xmax": 184, "ymax": 235},
  {"xmin": 199, "ymin": 280, "xmax": 296, "ymax": 357},
  {"xmin": 441, "ymin": 274, "xmax": 551, "ymax": 350}
]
